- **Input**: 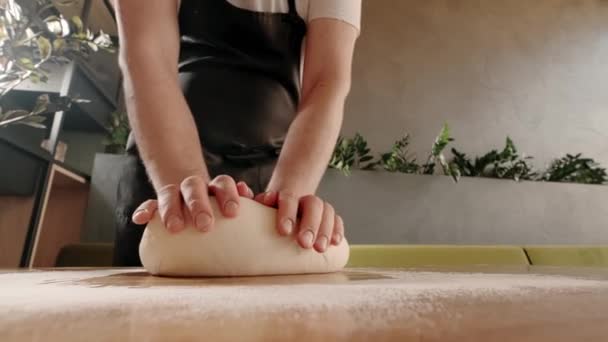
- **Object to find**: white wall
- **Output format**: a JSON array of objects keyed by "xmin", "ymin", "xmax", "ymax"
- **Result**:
[{"xmin": 344, "ymin": 0, "xmax": 608, "ymax": 170}]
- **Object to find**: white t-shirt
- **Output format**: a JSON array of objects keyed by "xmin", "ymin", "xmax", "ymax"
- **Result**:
[{"xmin": 227, "ymin": 0, "xmax": 361, "ymax": 32}]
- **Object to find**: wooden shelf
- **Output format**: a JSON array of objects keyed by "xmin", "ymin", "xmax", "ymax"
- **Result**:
[
  {"xmin": 0, "ymin": 0, "xmax": 120, "ymax": 268},
  {"xmin": 28, "ymin": 165, "xmax": 90, "ymax": 267},
  {"xmin": 0, "ymin": 196, "xmax": 36, "ymax": 268}
]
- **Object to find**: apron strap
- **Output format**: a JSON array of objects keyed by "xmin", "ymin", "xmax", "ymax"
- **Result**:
[{"xmin": 287, "ymin": 0, "xmax": 297, "ymax": 16}]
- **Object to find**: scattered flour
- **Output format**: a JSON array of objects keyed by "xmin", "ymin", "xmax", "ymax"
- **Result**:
[
  {"xmin": 1, "ymin": 269, "xmax": 607, "ymax": 340},
  {"xmin": 0, "ymin": 269, "xmax": 604, "ymax": 321}
]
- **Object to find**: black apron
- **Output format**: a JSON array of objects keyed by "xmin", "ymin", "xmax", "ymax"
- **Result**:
[{"xmin": 113, "ymin": 0, "xmax": 307, "ymax": 266}]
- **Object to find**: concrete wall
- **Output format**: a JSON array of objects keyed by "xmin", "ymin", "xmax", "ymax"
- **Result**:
[
  {"xmin": 319, "ymin": 170, "xmax": 608, "ymax": 245},
  {"xmin": 83, "ymin": 156, "xmax": 608, "ymax": 245},
  {"xmin": 345, "ymin": 0, "xmax": 608, "ymax": 170}
]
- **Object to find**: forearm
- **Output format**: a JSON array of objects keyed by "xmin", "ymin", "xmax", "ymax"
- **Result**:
[
  {"xmin": 115, "ymin": 0, "xmax": 207, "ymax": 191},
  {"xmin": 266, "ymin": 81, "xmax": 348, "ymax": 196},
  {"xmin": 122, "ymin": 59, "xmax": 209, "ymax": 190}
]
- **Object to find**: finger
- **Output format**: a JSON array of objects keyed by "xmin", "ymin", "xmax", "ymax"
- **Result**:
[
  {"xmin": 297, "ymin": 195, "xmax": 323, "ymax": 249},
  {"xmin": 236, "ymin": 181, "xmax": 254, "ymax": 199},
  {"xmin": 313, "ymin": 202, "xmax": 334, "ymax": 253},
  {"xmin": 263, "ymin": 191, "xmax": 278, "ymax": 207},
  {"xmin": 276, "ymin": 191, "xmax": 298, "ymax": 236},
  {"xmin": 254, "ymin": 192, "xmax": 266, "ymax": 204},
  {"xmin": 180, "ymin": 175, "xmax": 214, "ymax": 232},
  {"xmin": 331, "ymin": 215, "xmax": 345, "ymax": 245},
  {"xmin": 156, "ymin": 184, "xmax": 185, "ymax": 233},
  {"xmin": 209, "ymin": 175, "xmax": 240, "ymax": 217},
  {"xmin": 254, "ymin": 191, "xmax": 278, "ymax": 207},
  {"xmin": 132, "ymin": 199, "xmax": 158, "ymax": 225}
]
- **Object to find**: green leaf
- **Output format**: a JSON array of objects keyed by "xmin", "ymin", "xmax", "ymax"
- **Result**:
[
  {"xmin": 30, "ymin": 74, "xmax": 41, "ymax": 83},
  {"xmin": 55, "ymin": 0, "xmax": 80, "ymax": 6},
  {"xmin": 71, "ymin": 98, "xmax": 91, "ymax": 103},
  {"xmin": 53, "ymin": 38, "xmax": 66, "ymax": 52},
  {"xmin": 37, "ymin": 36, "xmax": 52, "ymax": 60},
  {"xmin": 71, "ymin": 16, "xmax": 84, "ymax": 34},
  {"xmin": 32, "ymin": 94, "xmax": 50, "ymax": 115},
  {"xmin": 16, "ymin": 121, "xmax": 46, "ymax": 129},
  {"xmin": 87, "ymin": 41, "xmax": 99, "ymax": 52},
  {"xmin": 18, "ymin": 57, "xmax": 35, "ymax": 70},
  {"xmin": 431, "ymin": 123, "xmax": 452, "ymax": 156},
  {"xmin": 1, "ymin": 109, "xmax": 29, "ymax": 121}
]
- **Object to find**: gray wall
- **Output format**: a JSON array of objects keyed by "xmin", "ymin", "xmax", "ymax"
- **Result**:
[
  {"xmin": 345, "ymin": 0, "xmax": 608, "ymax": 169},
  {"xmin": 83, "ymin": 157, "xmax": 608, "ymax": 245},
  {"xmin": 319, "ymin": 170, "xmax": 608, "ymax": 245}
]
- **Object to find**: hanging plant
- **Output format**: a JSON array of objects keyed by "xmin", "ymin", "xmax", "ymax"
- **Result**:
[{"xmin": 0, "ymin": 0, "xmax": 114, "ymax": 128}]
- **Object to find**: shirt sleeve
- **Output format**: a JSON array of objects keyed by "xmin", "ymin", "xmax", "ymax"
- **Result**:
[{"xmin": 307, "ymin": 0, "xmax": 362, "ymax": 33}]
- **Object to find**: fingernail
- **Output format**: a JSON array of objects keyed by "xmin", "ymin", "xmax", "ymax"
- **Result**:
[
  {"xmin": 196, "ymin": 213, "xmax": 213, "ymax": 231},
  {"xmin": 167, "ymin": 216, "xmax": 183, "ymax": 232},
  {"xmin": 334, "ymin": 234, "xmax": 343, "ymax": 244},
  {"xmin": 301, "ymin": 230, "xmax": 314, "ymax": 248},
  {"xmin": 132, "ymin": 209, "xmax": 147, "ymax": 220},
  {"xmin": 224, "ymin": 200, "xmax": 239, "ymax": 215},
  {"xmin": 264, "ymin": 191, "xmax": 275, "ymax": 204},
  {"xmin": 282, "ymin": 219, "xmax": 294, "ymax": 235},
  {"xmin": 316, "ymin": 236, "xmax": 329, "ymax": 251}
]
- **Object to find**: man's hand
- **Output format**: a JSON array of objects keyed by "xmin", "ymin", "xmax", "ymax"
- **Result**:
[
  {"xmin": 254, "ymin": 191, "xmax": 345, "ymax": 253},
  {"xmin": 131, "ymin": 175, "xmax": 254, "ymax": 233}
]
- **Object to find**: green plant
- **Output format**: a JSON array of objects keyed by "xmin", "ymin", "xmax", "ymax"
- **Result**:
[
  {"xmin": 375, "ymin": 133, "xmax": 419, "ymax": 173},
  {"xmin": 0, "ymin": 0, "xmax": 114, "ymax": 128},
  {"xmin": 329, "ymin": 133, "xmax": 376, "ymax": 175},
  {"xmin": 450, "ymin": 137, "xmax": 536, "ymax": 181},
  {"xmin": 422, "ymin": 123, "xmax": 459, "ymax": 181},
  {"xmin": 103, "ymin": 111, "xmax": 130, "ymax": 154},
  {"xmin": 328, "ymin": 128, "xmax": 607, "ymax": 186},
  {"xmin": 541, "ymin": 153, "xmax": 607, "ymax": 185},
  {"xmin": 330, "ymin": 124, "xmax": 459, "ymax": 181}
]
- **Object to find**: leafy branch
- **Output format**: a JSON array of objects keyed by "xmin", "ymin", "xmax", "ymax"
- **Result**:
[
  {"xmin": 541, "ymin": 154, "xmax": 607, "ymax": 185},
  {"xmin": 0, "ymin": 0, "xmax": 114, "ymax": 128},
  {"xmin": 103, "ymin": 111, "xmax": 130, "ymax": 154},
  {"xmin": 375, "ymin": 133, "xmax": 419, "ymax": 173},
  {"xmin": 421, "ymin": 123, "xmax": 459, "ymax": 181},
  {"xmin": 0, "ymin": 93, "xmax": 90, "ymax": 128},
  {"xmin": 329, "ymin": 133, "xmax": 376, "ymax": 175},
  {"xmin": 450, "ymin": 137, "xmax": 536, "ymax": 181},
  {"xmin": 329, "ymin": 126, "xmax": 606, "ymax": 186}
]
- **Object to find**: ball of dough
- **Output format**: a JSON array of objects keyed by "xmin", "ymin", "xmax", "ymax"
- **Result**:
[{"xmin": 139, "ymin": 197, "xmax": 349, "ymax": 277}]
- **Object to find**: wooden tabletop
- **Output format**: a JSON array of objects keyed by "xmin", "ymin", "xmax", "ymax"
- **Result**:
[{"xmin": 1, "ymin": 266, "xmax": 608, "ymax": 341}]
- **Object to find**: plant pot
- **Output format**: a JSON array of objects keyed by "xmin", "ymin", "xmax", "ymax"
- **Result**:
[
  {"xmin": 81, "ymin": 153, "xmax": 129, "ymax": 243},
  {"xmin": 318, "ymin": 169, "xmax": 608, "ymax": 245}
]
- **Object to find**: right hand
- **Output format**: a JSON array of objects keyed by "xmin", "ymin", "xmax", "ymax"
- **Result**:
[{"xmin": 131, "ymin": 175, "xmax": 254, "ymax": 233}]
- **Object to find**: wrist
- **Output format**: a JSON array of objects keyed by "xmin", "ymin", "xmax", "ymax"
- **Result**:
[
  {"xmin": 265, "ymin": 179, "xmax": 313, "ymax": 198},
  {"xmin": 147, "ymin": 163, "xmax": 210, "ymax": 191}
]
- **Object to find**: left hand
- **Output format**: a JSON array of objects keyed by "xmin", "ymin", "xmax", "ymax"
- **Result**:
[{"xmin": 249, "ymin": 191, "xmax": 344, "ymax": 253}]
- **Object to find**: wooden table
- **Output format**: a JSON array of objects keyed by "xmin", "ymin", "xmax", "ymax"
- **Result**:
[{"xmin": 2, "ymin": 266, "xmax": 608, "ymax": 341}]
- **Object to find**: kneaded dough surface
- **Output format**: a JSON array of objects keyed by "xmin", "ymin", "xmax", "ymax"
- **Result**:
[{"xmin": 139, "ymin": 198, "xmax": 349, "ymax": 277}]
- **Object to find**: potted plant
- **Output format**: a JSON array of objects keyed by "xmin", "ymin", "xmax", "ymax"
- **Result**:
[
  {"xmin": 320, "ymin": 127, "xmax": 608, "ymax": 246},
  {"xmin": 81, "ymin": 109, "xmax": 129, "ymax": 242}
]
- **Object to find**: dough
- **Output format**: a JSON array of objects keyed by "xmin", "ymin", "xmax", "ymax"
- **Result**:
[{"xmin": 139, "ymin": 197, "xmax": 350, "ymax": 277}]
